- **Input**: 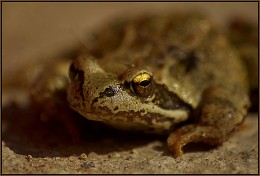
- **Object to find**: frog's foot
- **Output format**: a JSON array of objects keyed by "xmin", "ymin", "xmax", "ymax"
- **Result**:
[
  {"xmin": 168, "ymin": 86, "xmax": 249, "ymax": 157},
  {"xmin": 167, "ymin": 125, "xmax": 224, "ymax": 157}
]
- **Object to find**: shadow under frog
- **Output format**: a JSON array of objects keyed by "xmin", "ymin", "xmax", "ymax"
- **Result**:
[
  {"xmin": 2, "ymin": 101, "xmax": 166, "ymax": 158},
  {"xmin": 2, "ymin": 101, "xmax": 218, "ymax": 158}
]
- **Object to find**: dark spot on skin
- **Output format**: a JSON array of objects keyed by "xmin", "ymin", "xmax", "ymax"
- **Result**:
[
  {"xmin": 166, "ymin": 45, "xmax": 181, "ymax": 54},
  {"xmin": 152, "ymin": 83, "xmax": 192, "ymax": 112},
  {"xmin": 152, "ymin": 56, "xmax": 166, "ymax": 68},
  {"xmin": 166, "ymin": 45, "xmax": 189, "ymax": 62},
  {"xmin": 124, "ymin": 81, "xmax": 130, "ymax": 88},
  {"xmin": 92, "ymin": 98, "xmax": 98, "ymax": 103},
  {"xmin": 182, "ymin": 51, "xmax": 200, "ymax": 72},
  {"xmin": 91, "ymin": 85, "xmax": 122, "ymax": 111},
  {"xmin": 166, "ymin": 45, "xmax": 200, "ymax": 72},
  {"xmin": 78, "ymin": 72, "xmax": 86, "ymax": 102}
]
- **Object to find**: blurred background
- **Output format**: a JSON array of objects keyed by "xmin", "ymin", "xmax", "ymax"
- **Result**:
[
  {"xmin": 2, "ymin": 2, "xmax": 258, "ymax": 80},
  {"xmin": 2, "ymin": 2, "xmax": 258, "ymax": 174}
]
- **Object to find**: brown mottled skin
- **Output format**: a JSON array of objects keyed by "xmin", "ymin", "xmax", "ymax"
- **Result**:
[{"xmin": 31, "ymin": 13, "xmax": 252, "ymax": 157}]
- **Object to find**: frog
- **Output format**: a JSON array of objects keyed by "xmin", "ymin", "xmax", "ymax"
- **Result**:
[{"xmin": 30, "ymin": 12, "xmax": 255, "ymax": 157}]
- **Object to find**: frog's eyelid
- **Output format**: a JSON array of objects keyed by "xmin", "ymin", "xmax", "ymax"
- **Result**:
[{"xmin": 118, "ymin": 67, "xmax": 152, "ymax": 83}]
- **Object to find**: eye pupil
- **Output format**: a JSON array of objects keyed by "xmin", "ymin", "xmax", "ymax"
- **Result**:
[
  {"xmin": 130, "ymin": 72, "xmax": 153, "ymax": 97},
  {"xmin": 139, "ymin": 80, "xmax": 150, "ymax": 87}
]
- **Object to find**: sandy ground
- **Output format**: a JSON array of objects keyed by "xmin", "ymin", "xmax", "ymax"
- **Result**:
[
  {"xmin": 2, "ymin": 2, "xmax": 259, "ymax": 174},
  {"xmin": 2, "ymin": 105, "xmax": 259, "ymax": 174}
]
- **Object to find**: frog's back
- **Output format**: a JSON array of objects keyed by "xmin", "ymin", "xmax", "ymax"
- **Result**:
[{"xmin": 87, "ymin": 13, "xmax": 249, "ymax": 109}]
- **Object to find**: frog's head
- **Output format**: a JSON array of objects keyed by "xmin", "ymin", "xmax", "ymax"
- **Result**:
[{"xmin": 67, "ymin": 55, "xmax": 191, "ymax": 132}]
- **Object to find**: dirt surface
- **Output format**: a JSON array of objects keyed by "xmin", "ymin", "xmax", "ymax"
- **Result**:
[
  {"xmin": 2, "ymin": 103, "xmax": 259, "ymax": 174},
  {"xmin": 2, "ymin": 2, "xmax": 259, "ymax": 174}
]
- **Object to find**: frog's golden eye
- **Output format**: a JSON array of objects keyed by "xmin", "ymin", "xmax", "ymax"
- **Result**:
[{"xmin": 131, "ymin": 73, "xmax": 153, "ymax": 97}]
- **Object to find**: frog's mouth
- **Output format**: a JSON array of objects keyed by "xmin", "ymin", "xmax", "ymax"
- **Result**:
[{"xmin": 77, "ymin": 107, "xmax": 189, "ymax": 134}]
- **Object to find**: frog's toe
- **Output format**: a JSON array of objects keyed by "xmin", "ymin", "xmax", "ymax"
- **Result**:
[{"xmin": 167, "ymin": 125, "xmax": 223, "ymax": 157}]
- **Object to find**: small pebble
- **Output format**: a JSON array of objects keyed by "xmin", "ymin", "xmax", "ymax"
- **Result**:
[
  {"xmin": 175, "ymin": 157, "xmax": 182, "ymax": 163},
  {"xmin": 114, "ymin": 153, "xmax": 121, "ymax": 158},
  {"xmin": 68, "ymin": 156, "xmax": 75, "ymax": 161},
  {"xmin": 131, "ymin": 149, "xmax": 139, "ymax": 154},
  {"xmin": 79, "ymin": 153, "xmax": 88, "ymax": 160},
  {"xmin": 81, "ymin": 162, "xmax": 95, "ymax": 168},
  {"xmin": 88, "ymin": 152, "xmax": 98, "ymax": 158}
]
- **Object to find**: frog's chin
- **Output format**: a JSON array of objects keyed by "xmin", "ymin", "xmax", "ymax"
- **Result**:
[
  {"xmin": 76, "ymin": 110, "xmax": 187, "ymax": 134},
  {"xmin": 102, "ymin": 120, "xmax": 173, "ymax": 134}
]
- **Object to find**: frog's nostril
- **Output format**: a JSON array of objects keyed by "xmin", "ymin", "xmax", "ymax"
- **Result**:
[{"xmin": 99, "ymin": 86, "xmax": 119, "ymax": 97}]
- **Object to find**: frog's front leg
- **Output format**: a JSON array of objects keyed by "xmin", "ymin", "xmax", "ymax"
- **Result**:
[{"xmin": 167, "ymin": 86, "xmax": 249, "ymax": 157}]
